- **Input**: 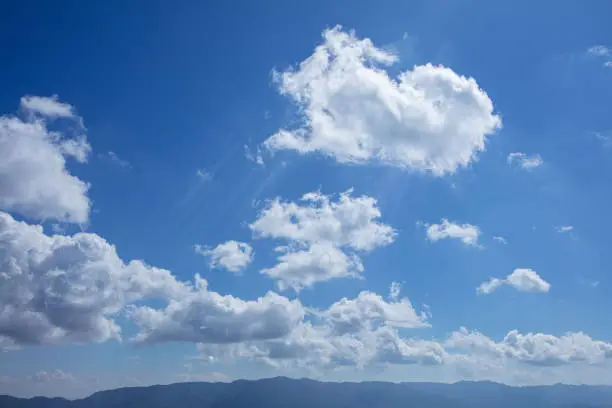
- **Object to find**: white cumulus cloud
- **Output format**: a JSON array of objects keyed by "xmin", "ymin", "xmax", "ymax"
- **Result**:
[
  {"xmin": 195, "ymin": 241, "xmax": 254, "ymax": 273},
  {"xmin": 264, "ymin": 26, "xmax": 501, "ymax": 175},
  {"xmin": 425, "ymin": 219, "xmax": 481, "ymax": 247},
  {"xmin": 477, "ymin": 268, "xmax": 551, "ymax": 295},
  {"xmin": 250, "ymin": 189, "xmax": 395, "ymax": 290},
  {"xmin": 0, "ymin": 211, "xmax": 189, "ymax": 346},
  {"xmin": 0, "ymin": 96, "xmax": 91, "ymax": 223},
  {"xmin": 129, "ymin": 274, "xmax": 305, "ymax": 345}
]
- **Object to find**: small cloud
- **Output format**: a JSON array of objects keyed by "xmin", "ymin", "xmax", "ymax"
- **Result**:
[
  {"xmin": 493, "ymin": 236, "xmax": 507, "ymax": 245},
  {"xmin": 101, "ymin": 151, "xmax": 131, "ymax": 168},
  {"xmin": 402, "ymin": 32, "xmax": 409, "ymax": 40},
  {"xmin": 590, "ymin": 280, "xmax": 600, "ymax": 288},
  {"xmin": 477, "ymin": 268, "xmax": 550, "ymax": 295},
  {"xmin": 27, "ymin": 370, "xmax": 75, "ymax": 383},
  {"xmin": 389, "ymin": 281, "xmax": 401, "ymax": 300},
  {"xmin": 507, "ymin": 152, "xmax": 543, "ymax": 170},
  {"xmin": 424, "ymin": 219, "xmax": 482, "ymax": 248},
  {"xmin": 586, "ymin": 45, "xmax": 612, "ymax": 68},
  {"xmin": 555, "ymin": 225, "xmax": 574, "ymax": 233},
  {"xmin": 196, "ymin": 168, "xmax": 212, "ymax": 181},
  {"xmin": 20, "ymin": 95, "xmax": 75, "ymax": 119},
  {"xmin": 244, "ymin": 144, "xmax": 264, "ymax": 166},
  {"xmin": 264, "ymin": 110, "xmax": 272, "ymax": 120},
  {"xmin": 587, "ymin": 45, "xmax": 611, "ymax": 57},
  {"xmin": 195, "ymin": 241, "xmax": 254, "ymax": 273}
]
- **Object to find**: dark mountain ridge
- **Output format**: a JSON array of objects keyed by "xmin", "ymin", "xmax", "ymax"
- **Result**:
[{"xmin": 2, "ymin": 377, "xmax": 612, "ymax": 408}]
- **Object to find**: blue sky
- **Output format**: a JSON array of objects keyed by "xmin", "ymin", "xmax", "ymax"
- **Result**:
[{"xmin": 2, "ymin": 0, "xmax": 612, "ymax": 398}]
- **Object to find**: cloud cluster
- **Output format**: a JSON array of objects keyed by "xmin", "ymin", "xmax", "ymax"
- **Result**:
[
  {"xmin": 264, "ymin": 26, "xmax": 501, "ymax": 175},
  {"xmin": 477, "ymin": 268, "xmax": 551, "ymax": 295},
  {"xmin": 250, "ymin": 189, "xmax": 395, "ymax": 291},
  {"xmin": 0, "ymin": 96, "xmax": 90, "ymax": 223},
  {"xmin": 0, "ymin": 211, "xmax": 187, "ymax": 345}
]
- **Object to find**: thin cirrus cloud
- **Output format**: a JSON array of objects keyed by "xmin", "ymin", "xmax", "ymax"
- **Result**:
[
  {"xmin": 507, "ymin": 152, "xmax": 543, "ymax": 170},
  {"xmin": 424, "ymin": 219, "xmax": 482, "ymax": 248},
  {"xmin": 477, "ymin": 268, "xmax": 551, "ymax": 295},
  {"xmin": 195, "ymin": 240, "xmax": 254, "ymax": 273},
  {"xmin": 263, "ymin": 26, "xmax": 502, "ymax": 176}
]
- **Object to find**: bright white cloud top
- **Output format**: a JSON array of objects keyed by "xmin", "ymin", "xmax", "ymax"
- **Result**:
[
  {"xmin": 477, "ymin": 268, "xmax": 551, "ymax": 295},
  {"xmin": 425, "ymin": 219, "xmax": 481, "ymax": 247},
  {"xmin": 264, "ymin": 26, "xmax": 502, "ymax": 175},
  {"xmin": 250, "ymin": 189, "xmax": 395, "ymax": 291},
  {"xmin": 195, "ymin": 240, "xmax": 254, "ymax": 273},
  {"xmin": 0, "ymin": 96, "xmax": 90, "ymax": 224}
]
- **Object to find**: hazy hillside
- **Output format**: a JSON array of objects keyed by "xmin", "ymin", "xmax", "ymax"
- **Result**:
[{"xmin": 1, "ymin": 378, "xmax": 612, "ymax": 408}]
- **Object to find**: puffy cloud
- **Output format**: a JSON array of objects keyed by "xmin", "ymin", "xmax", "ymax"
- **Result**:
[
  {"xmin": 251, "ymin": 189, "xmax": 395, "ymax": 251},
  {"xmin": 195, "ymin": 241, "xmax": 254, "ymax": 273},
  {"xmin": 0, "ymin": 96, "xmax": 90, "ymax": 223},
  {"xmin": 477, "ymin": 268, "xmax": 551, "ymax": 295},
  {"xmin": 447, "ymin": 328, "xmax": 612, "ymax": 366},
  {"xmin": 425, "ymin": 219, "xmax": 481, "ymax": 247},
  {"xmin": 251, "ymin": 189, "xmax": 395, "ymax": 290},
  {"xmin": 195, "ymin": 286, "xmax": 434, "ymax": 370},
  {"xmin": 20, "ymin": 95, "xmax": 75, "ymax": 119},
  {"xmin": 507, "ymin": 152, "xmax": 543, "ymax": 170},
  {"xmin": 264, "ymin": 26, "xmax": 501, "ymax": 175},
  {"xmin": 322, "ymin": 290, "xmax": 430, "ymax": 335},
  {"xmin": 129, "ymin": 274, "xmax": 305, "ymax": 345},
  {"xmin": 261, "ymin": 243, "xmax": 363, "ymax": 291},
  {"xmin": 0, "ymin": 211, "xmax": 188, "ymax": 346}
]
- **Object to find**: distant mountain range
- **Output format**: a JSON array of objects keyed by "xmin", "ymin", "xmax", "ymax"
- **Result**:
[{"xmin": 2, "ymin": 377, "xmax": 612, "ymax": 408}]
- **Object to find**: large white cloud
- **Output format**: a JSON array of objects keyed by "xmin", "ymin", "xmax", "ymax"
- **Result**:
[
  {"xmin": 264, "ymin": 26, "xmax": 501, "ymax": 175},
  {"xmin": 425, "ymin": 219, "xmax": 481, "ymax": 247},
  {"xmin": 322, "ymin": 287, "xmax": 430, "ymax": 335},
  {"xmin": 477, "ymin": 268, "xmax": 551, "ymax": 295},
  {"xmin": 0, "ymin": 211, "xmax": 189, "ymax": 346},
  {"xmin": 195, "ymin": 288, "xmax": 435, "ymax": 370},
  {"xmin": 195, "ymin": 240, "xmax": 254, "ymax": 273},
  {"xmin": 128, "ymin": 274, "xmax": 305, "ymax": 345},
  {"xmin": 250, "ymin": 189, "xmax": 395, "ymax": 290},
  {"xmin": 447, "ymin": 328, "xmax": 612, "ymax": 366},
  {"xmin": 0, "ymin": 96, "xmax": 90, "ymax": 223}
]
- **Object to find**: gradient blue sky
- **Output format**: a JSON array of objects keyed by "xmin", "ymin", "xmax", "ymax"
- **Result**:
[{"xmin": 1, "ymin": 0, "xmax": 612, "ymax": 399}]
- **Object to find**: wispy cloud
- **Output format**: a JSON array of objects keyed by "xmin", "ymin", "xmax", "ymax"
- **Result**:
[
  {"xmin": 586, "ymin": 45, "xmax": 612, "ymax": 68},
  {"xmin": 493, "ymin": 236, "xmax": 507, "ymax": 245},
  {"xmin": 101, "ymin": 151, "xmax": 131, "ymax": 168},
  {"xmin": 507, "ymin": 152, "xmax": 543, "ymax": 170},
  {"xmin": 196, "ymin": 168, "xmax": 212, "ymax": 181}
]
